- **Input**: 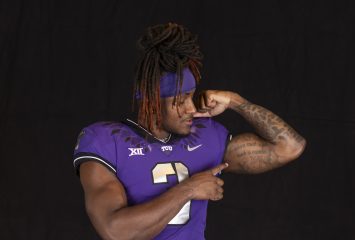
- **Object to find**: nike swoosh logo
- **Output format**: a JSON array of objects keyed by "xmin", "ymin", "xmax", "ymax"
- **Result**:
[{"xmin": 187, "ymin": 144, "xmax": 203, "ymax": 151}]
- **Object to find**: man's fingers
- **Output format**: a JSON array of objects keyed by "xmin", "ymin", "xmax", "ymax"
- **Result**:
[
  {"xmin": 193, "ymin": 94, "xmax": 213, "ymax": 117},
  {"xmin": 193, "ymin": 112, "xmax": 211, "ymax": 118},
  {"xmin": 200, "ymin": 91, "xmax": 217, "ymax": 109},
  {"xmin": 199, "ymin": 94, "xmax": 210, "ymax": 110},
  {"xmin": 207, "ymin": 100, "xmax": 217, "ymax": 108},
  {"xmin": 216, "ymin": 178, "xmax": 224, "ymax": 186},
  {"xmin": 194, "ymin": 91, "xmax": 220, "ymax": 117},
  {"xmin": 210, "ymin": 193, "xmax": 223, "ymax": 201},
  {"xmin": 211, "ymin": 163, "xmax": 229, "ymax": 175},
  {"xmin": 203, "ymin": 93, "xmax": 217, "ymax": 108}
]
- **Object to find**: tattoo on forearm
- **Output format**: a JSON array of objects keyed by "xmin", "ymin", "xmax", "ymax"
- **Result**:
[{"xmin": 237, "ymin": 102, "xmax": 304, "ymax": 144}]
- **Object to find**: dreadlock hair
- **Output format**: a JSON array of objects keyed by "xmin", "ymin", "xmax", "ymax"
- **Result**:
[{"xmin": 133, "ymin": 22, "xmax": 203, "ymax": 132}]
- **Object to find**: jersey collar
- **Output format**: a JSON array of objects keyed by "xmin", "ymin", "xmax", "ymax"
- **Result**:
[{"xmin": 122, "ymin": 118, "xmax": 173, "ymax": 144}]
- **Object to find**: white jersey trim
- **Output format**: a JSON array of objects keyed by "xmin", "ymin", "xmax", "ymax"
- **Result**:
[{"xmin": 73, "ymin": 156, "xmax": 117, "ymax": 173}]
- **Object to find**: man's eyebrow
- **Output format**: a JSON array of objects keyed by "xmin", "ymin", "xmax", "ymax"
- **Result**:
[{"xmin": 184, "ymin": 92, "xmax": 194, "ymax": 97}]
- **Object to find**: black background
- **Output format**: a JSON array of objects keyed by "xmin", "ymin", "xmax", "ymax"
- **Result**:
[{"xmin": 1, "ymin": 0, "xmax": 354, "ymax": 239}]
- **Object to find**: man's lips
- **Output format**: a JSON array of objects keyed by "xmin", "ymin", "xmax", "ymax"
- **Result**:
[{"xmin": 184, "ymin": 118, "xmax": 193, "ymax": 125}]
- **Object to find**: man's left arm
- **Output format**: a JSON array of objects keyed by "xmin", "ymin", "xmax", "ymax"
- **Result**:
[{"xmin": 195, "ymin": 90, "xmax": 306, "ymax": 174}]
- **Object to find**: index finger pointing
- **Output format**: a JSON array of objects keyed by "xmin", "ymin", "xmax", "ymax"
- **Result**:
[{"xmin": 211, "ymin": 163, "xmax": 229, "ymax": 176}]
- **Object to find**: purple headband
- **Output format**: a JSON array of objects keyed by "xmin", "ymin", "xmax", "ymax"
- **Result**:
[{"xmin": 160, "ymin": 68, "xmax": 196, "ymax": 98}]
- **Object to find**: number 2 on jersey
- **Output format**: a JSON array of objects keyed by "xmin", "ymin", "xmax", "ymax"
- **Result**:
[{"xmin": 151, "ymin": 162, "xmax": 190, "ymax": 225}]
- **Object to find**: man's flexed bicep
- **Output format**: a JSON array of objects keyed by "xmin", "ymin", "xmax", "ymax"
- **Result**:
[{"xmin": 223, "ymin": 133, "xmax": 303, "ymax": 174}]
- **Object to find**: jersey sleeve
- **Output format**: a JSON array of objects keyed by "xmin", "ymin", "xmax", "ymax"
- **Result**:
[
  {"xmin": 211, "ymin": 119, "xmax": 232, "ymax": 165},
  {"xmin": 73, "ymin": 123, "xmax": 117, "ymax": 175}
]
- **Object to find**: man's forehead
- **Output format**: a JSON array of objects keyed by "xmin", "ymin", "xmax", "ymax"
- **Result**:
[{"xmin": 160, "ymin": 89, "xmax": 195, "ymax": 103}]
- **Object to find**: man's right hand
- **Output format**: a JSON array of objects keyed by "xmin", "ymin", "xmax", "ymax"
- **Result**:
[{"xmin": 182, "ymin": 163, "xmax": 229, "ymax": 201}]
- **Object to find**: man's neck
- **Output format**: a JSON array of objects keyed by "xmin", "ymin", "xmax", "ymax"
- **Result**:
[
  {"xmin": 138, "ymin": 119, "xmax": 170, "ymax": 141},
  {"xmin": 152, "ymin": 128, "xmax": 171, "ymax": 141}
]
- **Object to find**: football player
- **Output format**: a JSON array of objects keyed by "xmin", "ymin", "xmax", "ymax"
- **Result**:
[{"xmin": 73, "ymin": 23, "xmax": 306, "ymax": 240}]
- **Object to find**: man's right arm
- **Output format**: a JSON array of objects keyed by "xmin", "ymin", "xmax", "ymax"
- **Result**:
[{"xmin": 79, "ymin": 161, "xmax": 228, "ymax": 240}]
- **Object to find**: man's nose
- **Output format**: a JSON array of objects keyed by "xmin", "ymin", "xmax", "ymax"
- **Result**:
[{"xmin": 186, "ymin": 99, "xmax": 197, "ymax": 114}]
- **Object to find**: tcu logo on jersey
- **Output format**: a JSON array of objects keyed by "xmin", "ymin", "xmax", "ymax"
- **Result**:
[
  {"xmin": 128, "ymin": 147, "xmax": 145, "ymax": 157},
  {"xmin": 161, "ymin": 146, "xmax": 173, "ymax": 152}
]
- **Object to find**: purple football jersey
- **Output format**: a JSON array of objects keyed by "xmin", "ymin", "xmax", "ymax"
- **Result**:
[{"xmin": 73, "ymin": 117, "xmax": 230, "ymax": 240}]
